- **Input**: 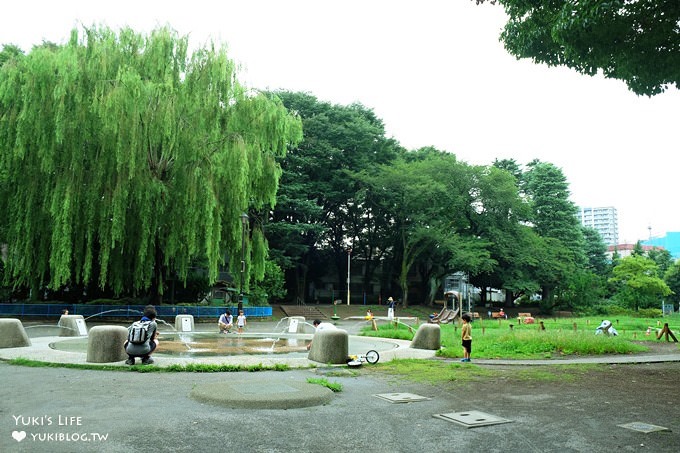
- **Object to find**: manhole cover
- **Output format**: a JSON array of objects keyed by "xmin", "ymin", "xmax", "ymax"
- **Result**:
[
  {"xmin": 373, "ymin": 393, "xmax": 431, "ymax": 403},
  {"xmin": 618, "ymin": 422, "xmax": 669, "ymax": 433},
  {"xmin": 433, "ymin": 410, "xmax": 512, "ymax": 428}
]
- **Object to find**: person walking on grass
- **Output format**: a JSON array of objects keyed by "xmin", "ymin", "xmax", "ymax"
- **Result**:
[{"xmin": 461, "ymin": 312, "xmax": 472, "ymax": 362}]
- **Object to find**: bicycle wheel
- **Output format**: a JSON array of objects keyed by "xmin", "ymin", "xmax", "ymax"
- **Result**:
[{"xmin": 365, "ymin": 350, "xmax": 379, "ymax": 364}]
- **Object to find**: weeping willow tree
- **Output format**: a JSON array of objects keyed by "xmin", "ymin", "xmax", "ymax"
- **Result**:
[{"xmin": 0, "ymin": 26, "xmax": 302, "ymax": 302}]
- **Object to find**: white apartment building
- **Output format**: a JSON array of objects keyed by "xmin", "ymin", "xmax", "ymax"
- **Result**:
[{"xmin": 577, "ymin": 206, "xmax": 619, "ymax": 246}]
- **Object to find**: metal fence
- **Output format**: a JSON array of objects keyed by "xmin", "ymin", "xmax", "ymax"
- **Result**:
[{"xmin": 0, "ymin": 304, "xmax": 272, "ymax": 319}]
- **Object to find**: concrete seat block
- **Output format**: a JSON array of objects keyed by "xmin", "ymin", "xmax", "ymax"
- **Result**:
[
  {"xmin": 175, "ymin": 314, "xmax": 195, "ymax": 332},
  {"xmin": 0, "ymin": 318, "xmax": 31, "ymax": 348},
  {"xmin": 288, "ymin": 316, "xmax": 307, "ymax": 333},
  {"xmin": 308, "ymin": 328, "xmax": 348, "ymax": 364},
  {"xmin": 86, "ymin": 325, "xmax": 128, "ymax": 363},
  {"xmin": 410, "ymin": 323, "xmax": 441, "ymax": 350},
  {"xmin": 58, "ymin": 315, "xmax": 88, "ymax": 337}
]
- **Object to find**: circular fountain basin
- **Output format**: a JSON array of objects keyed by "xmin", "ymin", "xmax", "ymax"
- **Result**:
[{"xmin": 50, "ymin": 332, "xmax": 399, "ymax": 358}]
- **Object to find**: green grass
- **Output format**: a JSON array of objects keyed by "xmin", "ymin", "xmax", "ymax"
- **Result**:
[
  {"xmin": 361, "ymin": 323, "xmax": 415, "ymax": 340},
  {"xmin": 306, "ymin": 377, "xmax": 343, "ymax": 392},
  {"xmin": 363, "ymin": 358, "xmax": 597, "ymax": 385},
  {"xmin": 360, "ymin": 315, "xmax": 678, "ymax": 359},
  {"xmin": 5, "ymin": 357, "xmax": 290, "ymax": 372},
  {"xmin": 439, "ymin": 329, "xmax": 649, "ymax": 359},
  {"xmin": 371, "ymin": 358, "xmax": 496, "ymax": 384}
]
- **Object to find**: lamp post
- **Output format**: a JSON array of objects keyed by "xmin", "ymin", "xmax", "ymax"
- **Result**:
[
  {"xmin": 238, "ymin": 213, "xmax": 249, "ymax": 313},
  {"xmin": 466, "ymin": 272, "xmax": 471, "ymax": 314},
  {"xmin": 346, "ymin": 247, "xmax": 352, "ymax": 305}
]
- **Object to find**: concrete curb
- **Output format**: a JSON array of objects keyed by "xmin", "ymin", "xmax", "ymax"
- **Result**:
[{"xmin": 189, "ymin": 378, "xmax": 334, "ymax": 409}]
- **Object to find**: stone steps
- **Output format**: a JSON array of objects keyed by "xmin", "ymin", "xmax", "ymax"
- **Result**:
[{"xmin": 279, "ymin": 305, "xmax": 326, "ymax": 320}]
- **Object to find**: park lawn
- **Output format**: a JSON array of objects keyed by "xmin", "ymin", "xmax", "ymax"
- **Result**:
[{"xmin": 360, "ymin": 314, "xmax": 680, "ymax": 359}]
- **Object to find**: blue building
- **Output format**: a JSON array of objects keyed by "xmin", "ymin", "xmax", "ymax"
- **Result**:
[{"xmin": 643, "ymin": 232, "xmax": 680, "ymax": 260}]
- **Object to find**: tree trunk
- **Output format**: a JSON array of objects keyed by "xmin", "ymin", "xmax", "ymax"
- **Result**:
[
  {"xmin": 540, "ymin": 287, "xmax": 553, "ymax": 312},
  {"xmin": 504, "ymin": 291, "xmax": 514, "ymax": 307},
  {"xmin": 400, "ymin": 259, "xmax": 409, "ymax": 308},
  {"xmin": 150, "ymin": 238, "xmax": 164, "ymax": 305},
  {"xmin": 400, "ymin": 281, "xmax": 409, "ymax": 308}
]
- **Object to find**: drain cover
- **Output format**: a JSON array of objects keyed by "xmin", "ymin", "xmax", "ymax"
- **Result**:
[
  {"xmin": 373, "ymin": 393, "xmax": 431, "ymax": 403},
  {"xmin": 433, "ymin": 410, "xmax": 512, "ymax": 428},
  {"xmin": 618, "ymin": 422, "xmax": 669, "ymax": 433}
]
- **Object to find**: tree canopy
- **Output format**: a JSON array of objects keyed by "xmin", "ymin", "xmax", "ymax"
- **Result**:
[
  {"xmin": 356, "ymin": 149, "xmax": 495, "ymax": 307},
  {"xmin": 0, "ymin": 26, "xmax": 302, "ymax": 301},
  {"xmin": 266, "ymin": 91, "xmax": 401, "ymax": 302},
  {"xmin": 610, "ymin": 255, "xmax": 672, "ymax": 310},
  {"xmin": 664, "ymin": 261, "xmax": 680, "ymax": 307},
  {"xmin": 477, "ymin": 0, "xmax": 680, "ymax": 95}
]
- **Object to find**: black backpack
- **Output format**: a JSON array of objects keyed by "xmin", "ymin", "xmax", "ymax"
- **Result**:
[{"xmin": 128, "ymin": 320, "xmax": 152, "ymax": 344}]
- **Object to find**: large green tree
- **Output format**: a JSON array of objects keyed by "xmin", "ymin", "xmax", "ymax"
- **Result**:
[
  {"xmin": 664, "ymin": 261, "xmax": 680, "ymax": 308},
  {"xmin": 267, "ymin": 92, "xmax": 400, "ymax": 303},
  {"xmin": 582, "ymin": 226, "xmax": 610, "ymax": 276},
  {"xmin": 647, "ymin": 248, "xmax": 674, "ymax": 276},
  {"xmin": 470, "ymin": 163, "xmax": 539, "ymax": 306},
  {"xmin": 524, "ymin": 161, "xmax": 585, "ymax": 308},
  {"xmin": 358, "ymin": 149, "xmax": 493, "ymax": 307},
  {"xmin": 609, "ymin": 255, "xmax": 672, "ymax": 310},
  {"xmin": 477, "ymin": 0, "xmax": 680, "ymax": 95},
  {"xmin": 0, "ymin": 26, "xmax": 301, "ymax": 302}
]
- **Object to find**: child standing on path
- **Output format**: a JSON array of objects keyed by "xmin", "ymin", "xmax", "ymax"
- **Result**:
[
  {"xmin": 236, "ymin": 310, "xmax": 246, "ymax": 334},
  {"xmin": 461, "ymin": 313, "xmax": 472, "ymax": 362}
]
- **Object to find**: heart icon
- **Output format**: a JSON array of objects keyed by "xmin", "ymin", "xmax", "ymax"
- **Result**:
[{"xmin": 12, "ymin": 431, "xmax": 26, "ymax": 442}]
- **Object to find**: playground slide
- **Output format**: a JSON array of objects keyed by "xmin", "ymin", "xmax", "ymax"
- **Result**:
[
  {"xmin": 438, "ymin": 308, "xmax": 459, "ymax": 324},
  {"xmin": 430, "ymin": 308, "xmax": 459, "ymax": 324},
  {"xmin": 430, "ymin": 305, "xmax": 447, "ymax": 321},
  {"xmin": 429, "ymin": 307, "xmax": 447, "ymax": 323}
]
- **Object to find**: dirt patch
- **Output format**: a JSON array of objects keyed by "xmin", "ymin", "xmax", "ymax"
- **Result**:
[{"xmin": 633, "ymin": 339, "xmax": 680, "ymax": 355}]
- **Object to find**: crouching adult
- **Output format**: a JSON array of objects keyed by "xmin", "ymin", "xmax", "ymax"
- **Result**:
[
  {"xmin": 306, "ymin": 319, "xmax": 336, "ymax": 350},
  {"xmin": 218, "ymin": 310, "xmax": 233, "ymax": 333},
  {"xmin": 124, "ymin": 305, "xmax": 159, "ymax": 365}
]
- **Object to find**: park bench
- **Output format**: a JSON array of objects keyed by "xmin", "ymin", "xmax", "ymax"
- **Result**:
[
  {"xmin": 491, "ymin": 312, "xmax": 506, "ymax": 319},
  {"xmin": 517, "ymin": 312, "xmax": 535, "ymax": 324},
  {"xmin": 471, "ymin": 312, "xmax": 480, "ymax": 319}
]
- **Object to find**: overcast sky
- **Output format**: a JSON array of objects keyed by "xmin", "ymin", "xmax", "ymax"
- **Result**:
[{"xmin": 2, "ymin": 0, "xmax": 678, "ymax": 243}]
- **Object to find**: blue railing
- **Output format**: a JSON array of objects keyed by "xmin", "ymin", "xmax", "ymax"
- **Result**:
[{"xmin": 0, "ymin": 304, "xmax": 272, "ymax": 319}]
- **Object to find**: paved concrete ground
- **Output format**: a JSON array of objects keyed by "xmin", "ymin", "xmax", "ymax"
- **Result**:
[
  {"xmin": 3, "ymin": 361, "xmax": 680, "ymax": 453},
  {"xmin": 1, "ymin": 318, "xmax": 679, "ymax": 452}
]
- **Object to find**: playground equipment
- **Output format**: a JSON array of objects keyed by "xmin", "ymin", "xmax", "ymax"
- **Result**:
[
  {"xmin": 429, "ymin": 290, "xmax": 461, "ymax": 324},
  {"xmin": 595, "ymin": 320, "xmax": 618, "ymax": 336},
  {"xmin": 429, "ymin": 307, "xmax": 458, "ymax": 324}
]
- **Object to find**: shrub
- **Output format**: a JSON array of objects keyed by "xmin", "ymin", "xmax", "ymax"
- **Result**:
[
  {"xmin": 249, "ymin": 260, "xmax": 286, "ymax": 306},
  {"xmin": 636, "ymin": 308, "xmax": 662, "ymax": 318},
  {"xmin": 602, "ymin": 305, "xmax": 635, "ymax": 316},
  {"xmin": 86, "ymin": 297, "xmax": 144, "ymax": 306}
]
